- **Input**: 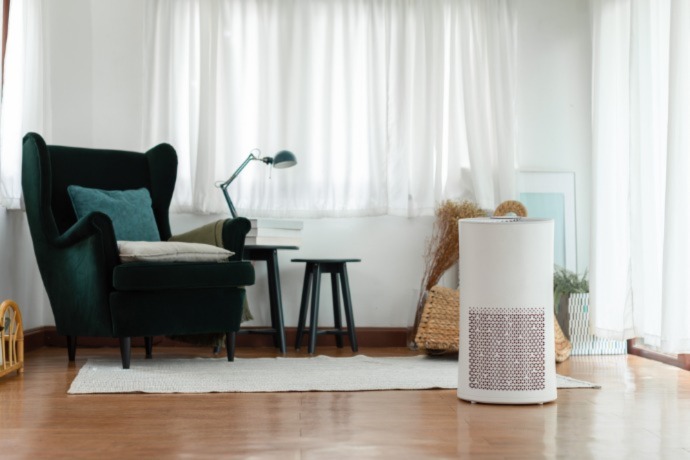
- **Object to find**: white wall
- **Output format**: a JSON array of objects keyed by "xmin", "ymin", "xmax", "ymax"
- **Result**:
[
  {"xmin": 0, "ymin": 0, "xmax": 593, "ymax": 331},
  {"xmin": 0, "ymin": 209, "xmax": 52, "ymax": 329}
]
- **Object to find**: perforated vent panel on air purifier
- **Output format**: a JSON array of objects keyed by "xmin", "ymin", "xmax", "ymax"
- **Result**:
[{"xmin": 468, "ymin": 307, "xmax": 546, "ymax": 392}]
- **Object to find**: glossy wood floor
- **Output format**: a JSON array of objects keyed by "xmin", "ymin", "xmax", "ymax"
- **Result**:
[{"xmin": 1, "ymin": 346, "xmax": 690, "ymax": 459}]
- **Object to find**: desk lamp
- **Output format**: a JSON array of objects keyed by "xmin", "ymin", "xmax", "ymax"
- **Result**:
[{"xmin": 217, "ymin": 149, "xmax": 297, "ymax": 217}]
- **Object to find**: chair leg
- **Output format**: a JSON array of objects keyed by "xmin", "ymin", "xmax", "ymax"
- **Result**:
[
  {"xmin": 144, "ymin": 336, "xmax": 153, "ymax": 359},
  {"xmin": 66, "ymin": 336, "xmax": 77, "ymax": 362},
  {"xmin": 226, "ymin": 332, "xmax": 236, "ymax": 362},
  {"xmin": 119, "ymin": 337, "xmax": 131, "ymax": 369}
]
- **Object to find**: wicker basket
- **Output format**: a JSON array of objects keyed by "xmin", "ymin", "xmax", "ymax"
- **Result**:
[
  {"xmin": 415, "ymin": 285, "xmax": 573, "ymax": 361},
  {"xmin": 414, "ymin": 286, "xmax": 460, "ymax": 354},
  {"xmin": 554, "ymin": 316, "xmax": 572, "ymax": 363},
  {"xmin": 1, "ymin": 299, "xmax": 24, "ymax": 378}
]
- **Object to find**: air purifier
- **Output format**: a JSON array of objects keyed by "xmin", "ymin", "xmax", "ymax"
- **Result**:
[{"xmin": 457, "ymin": 217, "xmax": 556, "ymax": 404}]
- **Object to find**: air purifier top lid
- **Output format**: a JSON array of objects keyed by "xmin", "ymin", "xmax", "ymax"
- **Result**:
[{"xmin": 459, "ymin": 217, "xmax": 553, "ymax": 225}]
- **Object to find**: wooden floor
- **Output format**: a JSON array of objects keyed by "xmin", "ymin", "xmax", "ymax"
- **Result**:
[{"xmin": 2, "ymin": 346, "xmax": 690, "ymax": 459}]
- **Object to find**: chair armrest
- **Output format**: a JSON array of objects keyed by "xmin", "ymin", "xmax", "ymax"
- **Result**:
[
  {"xmin": 221, "ymin": 217, "xmax": 251, "ymax": 261},
  {"xmin": 52, "ymin": 211, "xmax": 120, "ymax": 275},
  {"xmin": 52, "ymin": 212, "xmax": 117, "ymax": 249},
  {"xmin": 34, "ymin": 212, "xmax": 120, "ymax": 337}
]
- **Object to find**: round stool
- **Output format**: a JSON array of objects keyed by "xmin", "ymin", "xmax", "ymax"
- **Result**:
[{"xmin": 292, "ymin": 259, "xmax": 360, "ymax": 354}]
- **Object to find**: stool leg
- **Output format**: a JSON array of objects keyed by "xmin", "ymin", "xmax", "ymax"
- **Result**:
[
  {"xmin": 340, "ymin": 265, "xmax": 358, "ymax": 352},
  {"xmin": 295, "ymin": 263, "xmax": 313, "ymax": 350},
  {"xmin": 331, "ymin": 272, "xmax": 344, "ymax": 348},
  {"xmin": 308, "ymin": 264, "xmax": 322, "ymax": 354}
]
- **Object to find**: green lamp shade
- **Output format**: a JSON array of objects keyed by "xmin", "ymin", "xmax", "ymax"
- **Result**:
[{"xmin": 272, "ymin": 150, "xmax": 297, "ymax": 169}]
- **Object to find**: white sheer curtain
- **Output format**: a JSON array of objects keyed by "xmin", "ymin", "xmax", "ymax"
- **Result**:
[
  {"xmin": 591, "ymin": 0, "xmax": 690, "ymax": 353},
  {"xmin": 0, "ymin": 0, "xmax": 49, "ymax": 209},
  {"xmin": 144, "ymin": 0, "xmax": 516, "ymax": 217}
]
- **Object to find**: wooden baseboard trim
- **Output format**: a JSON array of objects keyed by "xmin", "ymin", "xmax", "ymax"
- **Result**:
[
  {"xmin": 24, "ymin": 326, "xmax": 50, "ymax": 353},
  {"xmin": 627, "ymin": 339, "xmax": 690, "ymax": 371},
  {"xmin": 30, "ymin": 326, "xmax": 410, "ymax": 350}
]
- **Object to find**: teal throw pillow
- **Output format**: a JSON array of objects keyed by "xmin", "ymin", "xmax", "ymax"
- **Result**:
[{"xmin": 67, "ymin": 185, "xmax": 160, "ymax": 241}]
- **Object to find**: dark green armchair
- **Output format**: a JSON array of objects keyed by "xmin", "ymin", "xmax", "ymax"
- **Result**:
[{"xmin": 21, "ymin": 132, "xmax": 255, "ymax": 368}]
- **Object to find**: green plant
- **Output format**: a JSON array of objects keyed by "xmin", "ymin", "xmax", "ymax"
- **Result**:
[{"xmin": 553, "ymin": 267, "xmax": 588, "ymax": 312}]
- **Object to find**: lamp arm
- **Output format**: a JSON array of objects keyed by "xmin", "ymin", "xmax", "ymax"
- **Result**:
[
  {"xmin": 220, "ymin": 183, "xmax": 238, "ymax": 218},
  {"xmin": 218, "ymin": 152, "xmax": 260, "ymax": 189},
  {"xmin": 217, "ymin": 150, "xmax": 262, "ymax": 218}
]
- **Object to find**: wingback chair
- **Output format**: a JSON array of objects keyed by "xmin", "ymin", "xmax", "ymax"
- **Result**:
[{"xmin": 21, "ymin": 132, "xmax": 255, "ymax": 368}]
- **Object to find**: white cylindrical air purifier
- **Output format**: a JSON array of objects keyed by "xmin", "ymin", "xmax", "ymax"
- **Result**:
[{"xmin": 457, "ymin": 217, "xmax": 556, "ymax": 404}]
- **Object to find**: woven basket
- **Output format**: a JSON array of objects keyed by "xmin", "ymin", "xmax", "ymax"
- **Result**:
[
  {"xmin": 554, "ymin": 317, "xmax": 572, "ymax": 363},
  {"xmin": 414, "ymin": 286, "xmax": 460, "ymax": 354},
  {"xmin": 1, "ymin": 299, "xmax": 24, "ymax": 378},
  {"xmin": 415, "ymin": 285, "xmax": 573, "ymax": 361}
]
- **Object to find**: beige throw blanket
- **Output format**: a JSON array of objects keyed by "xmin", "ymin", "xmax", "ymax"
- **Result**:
[
  {"xmin": 169, "ymin": 220, "xmax": 225, "ymax": 247},
  {"xmin": 169, "ymin": 219, "xmax": 253, "ymax": 324}
]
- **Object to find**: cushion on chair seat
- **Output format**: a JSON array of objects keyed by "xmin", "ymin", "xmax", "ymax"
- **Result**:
[
  {"xmin": 113, "ymin": 261, "xmax": 255, "ymax": 291},
  {"xmin": 117, "ymin": 240, "xmax": 233, "ymax": 263}
]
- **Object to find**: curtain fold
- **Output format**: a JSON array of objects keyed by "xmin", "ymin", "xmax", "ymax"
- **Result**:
[
  {"xmin": 145, "ymin": 0, "xmax": 516, "ymax": 217},
  {"xmin": 0, "ymin": 0, "xmax": 49, "ymax": 209},
  {"xmin": 660, "ymin": 0, "xmax": 690, "ymax": 352},
  {"xmin": 590, "ymin": 0, "xmax": 635, "ymax": 340},
  {"xmin": 458, "ymin": 0, "xmax": 516, "ymax": 209},
  {"xmin": 590, "ymin": 0, "xmax": 690, "ymax": 353}
]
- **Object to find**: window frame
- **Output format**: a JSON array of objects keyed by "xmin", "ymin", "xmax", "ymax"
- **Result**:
[{"xmin": 2, "ymin": 0, "xmax": 9, "ymax": 82}]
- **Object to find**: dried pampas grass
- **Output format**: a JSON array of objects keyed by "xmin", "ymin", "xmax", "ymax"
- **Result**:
[
  {"xmin": 411, "ymin": 200, "xmax": 486, "ymax": 345},
  {"xmin": 420, "ymin": 200, "xmax": 486, "ymax": 293}
]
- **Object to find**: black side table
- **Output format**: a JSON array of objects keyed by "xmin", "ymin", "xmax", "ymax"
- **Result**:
[
  {"xmin": 292, "ymin": 258, "xmax": 360, "ymax": 354},
  {"xmin": 241, "ymin": 245, "xmax": 298, "ymax": 354}
]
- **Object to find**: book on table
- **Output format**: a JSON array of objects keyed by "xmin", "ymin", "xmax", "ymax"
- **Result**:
[
  {"xmin": 245, "ymin": 219, "xmax": 303, "ymax": 247},
  {"xmin": 248, "ymin": 219, "xmax": 303, "ymax": 230},
  {"xmin": 247, "ymin": 227, "xmax": 301, "ymax": 238},
  {"xmin": 245, "ymin": 236, "xmax": 301, "ymax": 247}
]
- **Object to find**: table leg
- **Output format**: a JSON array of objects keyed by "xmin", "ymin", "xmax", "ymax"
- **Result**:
[{"xmin": 266, "ymin": 250, "xmax": 287, "ymax": 354}]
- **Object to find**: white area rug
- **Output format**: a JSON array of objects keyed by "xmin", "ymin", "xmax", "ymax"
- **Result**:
[{"xmin": 68, "ymin": 355, "xmax": 600, "ymax": 394}]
